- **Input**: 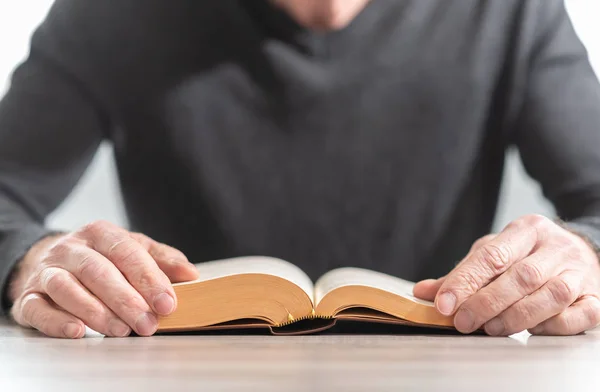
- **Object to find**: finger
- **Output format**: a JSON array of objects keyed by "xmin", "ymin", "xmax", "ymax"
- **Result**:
[
  {"xmin": 16, "ymin": 293, "xmax": 85, "ymax": 339},
  {"xmin": 453, "ymin": 248, "xmax": 559, "ymax": 333},
  {"xmin": 483, "ymin": 271, "xmax": 581, "ymax": 336},
  {"xmin": 48, "ymin": 238, "xmax": 158, "ymax": 336},
  {"xmin": 469, "ymin": 234, "xmax": 497, "ymax": 254},
  {"xmin": 77, "ymin": 221, "xmax": 176, "ymax": 316},
  {"xmin": 435, "ymin": 216, "xmax": 545, "ymax": 316},
  {"xmin": 413, "ymin": 235, "xmax": 495, "ymax": 300},
  {"xmin": 39, "ymin": 267, "xmax": 131, "ymax": 337},
  {"xmin": 413, "ymin": 278, "xmax": 445, "ymax": 301},
  {"xmin": 130, "ymin": 233, "xmax": 199, "ymax": 283},
  {"xmin": 529, "ymin": 295, "xmax": 600, "ymax": 336},
  {"xmin": 156, "ymin": 257, "xmax": 200, "ymax": 283}
]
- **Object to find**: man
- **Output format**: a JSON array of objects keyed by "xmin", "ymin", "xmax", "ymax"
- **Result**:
[{"xmin": 1, "ymin": 0, "xmax": 600, "ymax": 339}]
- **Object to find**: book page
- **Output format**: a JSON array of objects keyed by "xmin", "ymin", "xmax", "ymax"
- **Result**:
[
  {"xmin": 314, "ymin": 267, "xmax": 434, "ymax": 307},
  {"xmin": 191, "ymin": 256, "xmax": 314, "ymax": 300}
]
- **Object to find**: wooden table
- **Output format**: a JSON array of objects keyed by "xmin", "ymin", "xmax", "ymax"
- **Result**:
[{"xmin": 1, "ymin": 318, "xmax": 599, "ymax": 391}]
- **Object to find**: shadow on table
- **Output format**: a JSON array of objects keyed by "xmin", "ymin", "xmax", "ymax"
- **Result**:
[{"xmin": 158, "ymin": 320, "xmax": 475, "ymax": 337}]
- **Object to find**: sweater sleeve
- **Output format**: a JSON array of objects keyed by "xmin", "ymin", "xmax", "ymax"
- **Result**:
[
  {"xmin": 512, "ymin": 0, "xmax": 600, "ymax": 253},
  {"xmin": 0, "ymin": 21, "xmax": 107, "ymax": 313}
]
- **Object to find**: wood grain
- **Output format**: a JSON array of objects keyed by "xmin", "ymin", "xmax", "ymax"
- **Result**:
[{"xmin": 1, "ymin": 318, "xmax": 599, "ymax": 392}]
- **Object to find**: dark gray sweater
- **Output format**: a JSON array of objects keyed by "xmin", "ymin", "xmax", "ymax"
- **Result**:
[{"xmin": 1, "ymin": 0, "xmax": 600, "ymax": 312}]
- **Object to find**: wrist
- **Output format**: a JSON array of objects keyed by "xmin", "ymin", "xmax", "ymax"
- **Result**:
[
  {"xmin": 7, "ymin": 233, "xmax": 65, "ymax": 306},
  {"xmin": 555, "ymin": 218, "xmax": 600, "ymax": 265}
]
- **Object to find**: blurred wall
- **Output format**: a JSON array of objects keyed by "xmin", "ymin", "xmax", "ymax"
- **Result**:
[{"xmin": 0, "ymin": 1, "xmax": 599, "ymax": 234}]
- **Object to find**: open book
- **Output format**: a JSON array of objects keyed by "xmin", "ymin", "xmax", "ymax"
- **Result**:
[{"xmin": 157, "ymin": 256, "xmax": 454, "ymax": 335}]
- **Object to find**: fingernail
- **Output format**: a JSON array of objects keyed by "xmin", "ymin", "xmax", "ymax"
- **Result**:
[
  {"xmin": 437, "ymin": 292, "xmax": 456, "ymax": 315},
  {"xmin": 485, "ymin": 318, "xmax": 505, "ymax": 336},
  {"xmin": 153, "ymin": 293, "xmax": 175, "ymax": 315},
  {"xmin": 63, "ymin": 322, "xmax": 83, "ymax": 338},
  {"xmin": 108, "ymin": 319, "xmax": 131, "ymax": 337},
  {"xmin": 135, "ymin": 313, "xmax": 158, "ymax": 336},
  {"xmin": 454, "ymin": 308, "xmax": 475, "ymax": 332}
]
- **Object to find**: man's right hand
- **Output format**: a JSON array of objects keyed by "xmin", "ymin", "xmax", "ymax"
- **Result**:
[{"xmin": 7, "ymin": 220, "xmax": 200, "ymax": 338}]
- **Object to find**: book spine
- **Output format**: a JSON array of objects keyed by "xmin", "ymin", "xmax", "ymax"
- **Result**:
[{"xmin": 274, "ymin": 308, "xmax": 333, "ymax": 328}]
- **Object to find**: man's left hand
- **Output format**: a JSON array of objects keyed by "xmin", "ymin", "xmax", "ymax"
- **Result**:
[{"xmin": 414, "ymin": 214, "xmax": 600, "ymax": 336}]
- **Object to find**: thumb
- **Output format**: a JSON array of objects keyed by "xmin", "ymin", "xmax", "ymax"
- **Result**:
[
  {"xmin": 413, "ymin": 276, "xmax": 446, "ymax": 302},
  {"xmin": 130, "ymin": 232, "xmax": 200, "ymax": 283}
]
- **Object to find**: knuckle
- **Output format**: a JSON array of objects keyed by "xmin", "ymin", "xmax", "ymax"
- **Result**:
[
  {"xmin": 161, "ymin": 243, "xmax": 185, "ymax": 259},
  {"xmin": 109, "ymin": 239, "xmax": 143, "ymax": 266},
  {"xmin": 455, "ymin": 270, "xmax": 483, "ymax": 296},
  {"xmin": 137, "ymin": 270, "xmax": 161, "ymax": 290},
  {"xmin": 48, "ymin": 241, "xmax": 71, "ymax": 257},
  {"xmin": 138, "ymin": 270, "xmax": 153, "ymax": 287},
  {"xmin": 471, "ymin": 235, "xmax": 494, "ymax": 252},
  {"xmin": 481, "ymin": 234, "xmax": 496, "ymax": 242},
  {"xmin": 552, "ymin": 233, "xmax": 574, "ymax": 250},
  {"xmin": 156, "ymin": 246, "xmax": 187, "ymax": 264},
  {"xmin": 76, "ymin": 255, "xmax": 107, "ymax": 285},
  {"xmin": 46, "ymin": 239, "xmax": 78, "ymax": 260},
  {"xmin": 507, "ymin": 218, "xmax": 528, "ymax": 231},
  {"xmin": 472, "ymin": 237, "xmax": 486, "ymax": 250},
  {"xmin": 147, "ymin": 245, "xmax": 168, "ymax": 262},
  {"xmin": 479, "ymin": 243, "xmax": 512, "ymax": 272},
  {"xmin": 476, "ymin": 292, "xmax": 503, "ymax": 314},
  {"xmin": 116, "ymin": 294, "xmax": 146, "ymax": 313},
  {"xmin": 129, "ymin": 232, "xmax": 145, "ymax": 240},
  {"xmin": 130, "ymin": 232, "xmax": 151, "ymax": 245},
  {"xmin": 81, "ymin": 304, "xmax": 106, "ymax": 326},
  {"xmin": 563, "ymin": 241, "xmax": 585, "ymax": 262},
  {"xmin": 513, "ymin": 262, "xmax": 545, "ymax": 293},
  {"xmin": 547, "ymin": 277, "xmax": 579, "ymax": 305},
  {"xmin": 40, "ymin": 268, "xmax": 69, "ymax": 294},
  {"xmin": 79, "ymin": 220, "xmax": 112, "ymax": 238},
  {"xmin": 506, "ymin": 302, "xmax": 534, "ymax": 331},
  {"xmin": 523, "ymin": 214, "xmax": 550, "ymax": 229}
]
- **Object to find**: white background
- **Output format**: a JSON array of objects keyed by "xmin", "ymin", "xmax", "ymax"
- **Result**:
[{"xmin": 0, "ymin": 0, "xmax": 599, "ymax": 233}]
